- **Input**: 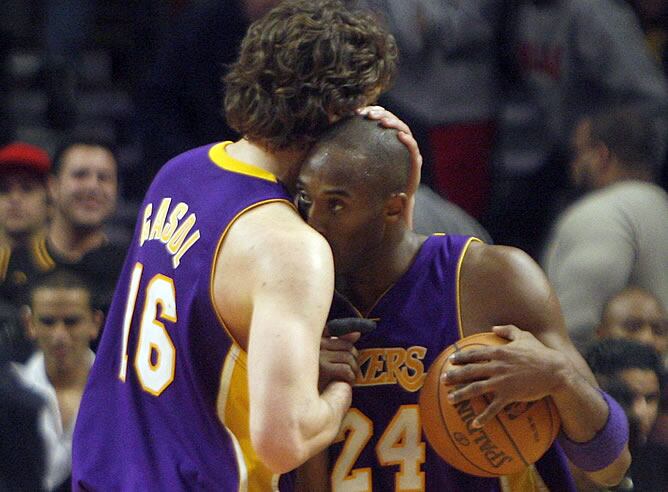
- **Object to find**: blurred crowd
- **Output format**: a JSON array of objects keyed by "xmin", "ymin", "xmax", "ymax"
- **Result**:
[{"xmin": 0, "ymin": 0, "xmax": 667, "ymax": 490}]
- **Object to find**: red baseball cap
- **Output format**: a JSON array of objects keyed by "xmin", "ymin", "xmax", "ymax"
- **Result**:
[{"xmin": 0, "ymin": 142, "xmax": 52, "ymax": 176}]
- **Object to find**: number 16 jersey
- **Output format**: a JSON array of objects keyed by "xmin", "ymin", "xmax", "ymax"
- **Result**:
[{"xmin": 72, "ymin": 142, "xmax": 295, "ymax": 491}]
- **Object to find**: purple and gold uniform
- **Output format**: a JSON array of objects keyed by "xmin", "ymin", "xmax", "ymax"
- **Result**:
[
  {"xmin": 72, "ymin": 142, "xmax": 294, "ymax": 491},
  {"xmin": 328, "ymin": 234, "xmax": 576, "ymax": 492}
]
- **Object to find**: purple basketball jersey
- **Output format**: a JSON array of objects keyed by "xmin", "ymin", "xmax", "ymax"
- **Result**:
[
  {"xmin": 328, "ymin": 235, "xmax": 576, "ymax": 492},
  {"xmin": 73, "ymin": 142, "xmax": 295, "ymax": 491}
]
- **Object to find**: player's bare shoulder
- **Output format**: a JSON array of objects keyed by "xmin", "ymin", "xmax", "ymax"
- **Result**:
[
  {"xmin": 463, "ymin": 242, "xmax": 544, "ymax": 286},
  {"xmin": 219, "ymin": 200, "xmax": 333, "ymax": 281},
  {"xmin": 460, "ymin": 241, "xmax": 557, "ymax": 335},
  {"xmin": 212, "ymin": 200, "xmax": 334, "ymax": 348}
]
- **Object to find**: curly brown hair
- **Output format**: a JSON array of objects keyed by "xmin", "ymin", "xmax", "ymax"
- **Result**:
[{"xmin": 224, "ymin": 0, "xmax": 398, "ymax": 150}]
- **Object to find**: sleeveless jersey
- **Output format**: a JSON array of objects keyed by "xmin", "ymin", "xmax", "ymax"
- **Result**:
[
  {"xmin": 72, "ymin": 142, "xmax": 295, "ymax": 491},
  {"xmin": 328, "ymin": 234, "xmax": 577, "ymax": 492}
]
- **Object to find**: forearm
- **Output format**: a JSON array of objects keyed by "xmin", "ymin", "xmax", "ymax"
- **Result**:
[
  {"xmin": 298, "ymin": 381, "xmax": 351, "ymax": 458},
  {"xmin": 552, "ymin": 361, "xmax": 630, "ymax": 486},
  {"xmin": 250, "ymin": 378, "xmax": 350, "ymax": 474},
  {"xmin": 551, "ymin": 364, "xmax": 607, "ymax": 442}
]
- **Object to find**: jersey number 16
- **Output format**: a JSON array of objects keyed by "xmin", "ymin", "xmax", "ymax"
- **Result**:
[{"xmin": 118, "ymin": 262, "xmax": 177, "ymax": 396}]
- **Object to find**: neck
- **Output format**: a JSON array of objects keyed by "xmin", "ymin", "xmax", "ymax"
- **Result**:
[
  {"xmin": 226, "ymin": 138, "xmax": 308, "ymax": 192},
  {"xmin": 1, "ymin": 229, "xmax": 41, "ymax": 249},
  {"xmin": 340, "ymin": 229, "xmax": 425, "ymax": 314},
  {"xmin": 44, "ymin": 352, "xmax": 90, "ymax": 389},
  {"xmin": 598, "ymin": 163, "xmax": 654, "ymax": 188},
  {"xmin": 47, "ymin": 215, "xmax": 107, "ymax": 261}
]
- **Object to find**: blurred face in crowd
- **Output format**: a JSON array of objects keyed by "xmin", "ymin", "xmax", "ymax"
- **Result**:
[
  {"xmin": 598, "ymin": 287, "xmax": 668, "ymax": 356},
  {"xmin": 28, "ymin": 286, "xmax": 101, "ymax": 374},
  {"xmin": 0, "ymin": 171, "xmax": 48, "ymax": 240},
  {"xmin": 618, "ymin": 367, "xmax": 660, "ymax": 444},
  {"xmin": 570, "ymin": 119, "xmax": 603, "ymax": 190},
  {"xmin": 49, "ymin": 144, "xmax": 118, "ymax": 230}
]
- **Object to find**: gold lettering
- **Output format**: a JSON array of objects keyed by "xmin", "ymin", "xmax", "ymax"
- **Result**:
[
  {"xmin": 149, "ymin": 198, "xmax": 171, "ymax": 240},
  {"xmin": 355, "ymin": 346, "xmax": 427, "ymax": 391},
  {"xmin": 385, "ymin": 348, "xmax": 405, "ymax": 386},
  {"xmin": 161, "ymin": 202, "xmax": 189, "ymax": 243},
  {"xmin": 140, "ymin": 203, "xmax": 153, "ymax": 246},
  {"xmin": 172, "ymin": 229, "xmax": 200, "ymax": 268},
  {"xmin": 365, "ymin": 349, "xmax": 387, "ymax": 385},
  {"xmin": 402, "ymin": 346, "xmax": 427, "ymax": 392},
  {"xmin": 167, "ymin": 214, "xmax": 196, "ymax": 255}
]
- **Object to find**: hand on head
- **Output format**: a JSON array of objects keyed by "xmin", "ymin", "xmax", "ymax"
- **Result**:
[{"xmin": 358, "ymin": 106, "xmax": 422, "ymax": 228}]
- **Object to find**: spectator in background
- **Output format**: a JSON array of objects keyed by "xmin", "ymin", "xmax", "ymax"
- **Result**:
[
  {"xmin": 543, "ymin": 107, "xmax": 668, "ymax": 352},
  {"xmin": 355, "ymin": 0, "xmax": 505, "ymax": 220},
  {"xmin": 39, "ymin": 132, "xmax": 125, "ymax": 314},
  {"xmin": 628, "ymin": 0, "xmax": 668, "ymax": 191},
  {"xmin": 0, "ymin": 142, "xmax": 51, "ymax": 249},
  {"xmin": 132, "ymin": 0, "xmax": 281, "ymax": 198},
  {"xmin": 0, "ymin": 340, "xmax": 46, "ymax": 491},
  {"xmin": 486, "ymin": 0, "xmax": 668, "ymax": 258},
  {"xmin": 0, "ymin": 142, "xmax": 52, "ymax": 361},
  {"xmin": 629, "ymin": 0, "xmax": 668, "ymax": 73},
  {"xmin": 585, "ymin": 339, "xmax": 668, "ymax": 492},
  {"xmin": 12, "ymin": 270, "xmax": 102, "ymax": 491},
  {"xmin": 597, "ymin": 286, "xmax": 668, "ymax": 362}
]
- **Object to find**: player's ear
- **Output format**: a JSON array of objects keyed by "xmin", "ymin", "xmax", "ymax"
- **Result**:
[{"xmin": 384, "ymin": 192, "xmax": 408, "ymax": 223}]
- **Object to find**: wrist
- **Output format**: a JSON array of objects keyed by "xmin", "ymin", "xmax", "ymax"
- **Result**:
[
  {"xmin": 548, "ymin": 351, "xmax": 577, "ymax": 398},
  {"xmin": 557, "ymin": 390, "xmax": 628, "ymax": 472}
]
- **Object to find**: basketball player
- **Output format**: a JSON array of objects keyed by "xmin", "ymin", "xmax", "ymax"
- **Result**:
[
  {"xmin": 71, "ymin": 2, "xmax": 402, "ymax": 490},
  {"xmin": 296, "ymin": 117, "xmax": 631, "ymax": 490}
]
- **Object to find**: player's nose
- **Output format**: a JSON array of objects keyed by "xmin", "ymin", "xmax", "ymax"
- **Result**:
[{"xmin": 306, "ymin": 206, "xmax": 328, "ymax": 236}]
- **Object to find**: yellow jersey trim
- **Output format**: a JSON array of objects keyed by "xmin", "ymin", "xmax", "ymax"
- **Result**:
[
  {"xmin": 209, "ymin": 142, "xmax": 278, "ymax": 183},
  {"xmin": 455, "ymin": 237, "xmax": 482, "ymax": 340},
  {"xmin": 499, "ymin": 465, "xmax": 550, "ymax": 492},
  {"xmin": 33, "ymin": 234, "xmax": 56, "ymax": 271},
  {"xmin": 209, "ymin": 198, "xmax": 295, "ymax": 346},
  {"xmin": 0, "ymin": 243, "xmax": 10, "ymax": 281},
  {"xmin": 210, "ymin": 199, "xmax": 295, "ymax": 490},
  {"xmin": 218, "ymin": 344, "xmax": 249, "ymax": 492}
]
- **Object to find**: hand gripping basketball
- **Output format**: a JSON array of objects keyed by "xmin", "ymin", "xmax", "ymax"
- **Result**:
[{"xmin": 419, "ymin": 332, "xmax": 560, "ymax": 477}]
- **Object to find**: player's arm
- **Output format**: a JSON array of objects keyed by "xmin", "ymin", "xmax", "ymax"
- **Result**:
[
  {"xmin": 451, "ymin": 243, "xmax": 630, "ymax": 487},
  {"xmin": 219, "ymin": 204, "xmax": 351, "ymax": 474}
]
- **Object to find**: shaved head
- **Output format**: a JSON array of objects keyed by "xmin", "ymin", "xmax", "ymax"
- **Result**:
[{"xmin": 308, "ymin": 116, "xmax": 410, "ymax": 199}]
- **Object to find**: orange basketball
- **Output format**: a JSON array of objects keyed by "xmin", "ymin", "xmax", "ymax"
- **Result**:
[{"xmin": 419, "ymin": 332, "xmax": 560, "ymax": 477}]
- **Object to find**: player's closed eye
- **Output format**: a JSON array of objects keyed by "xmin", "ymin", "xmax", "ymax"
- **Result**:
[{"xmin": 622, "ymin": 317, "xmax": 668, "ymax": 336}]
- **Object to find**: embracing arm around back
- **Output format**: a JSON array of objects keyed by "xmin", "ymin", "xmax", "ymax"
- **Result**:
[
  {"xmin": 451, "ymin": 242, "xmax": 630, "ymax": 487},
  {"xmin": 213, "ymin": 202, "xmax": 351, "ymax": 474}
]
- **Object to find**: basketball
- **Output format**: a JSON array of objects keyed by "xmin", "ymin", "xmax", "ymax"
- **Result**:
[{"xmin": 419, "ymin": 332, "xmax": 561, "ymax": 477}]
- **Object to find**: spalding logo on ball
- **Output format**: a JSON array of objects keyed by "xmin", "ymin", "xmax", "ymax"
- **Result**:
[{"xmin": 418, "ymin": 332, "xmax": 560, "ymax": 477}]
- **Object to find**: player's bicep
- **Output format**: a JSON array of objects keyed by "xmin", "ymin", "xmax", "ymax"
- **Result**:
[
  {"xmin": 247, "ymin": 229, "xmax": 335, "ymax": 399},
  {"xmin": 481, "ymin": 245, "xmax": 598, "ymax": 384}
]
